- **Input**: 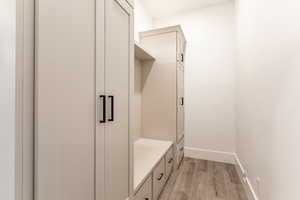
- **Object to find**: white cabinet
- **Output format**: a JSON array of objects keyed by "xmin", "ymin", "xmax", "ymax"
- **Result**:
[
  {"xmin": 133, "ymin": 139, "xmax": 173, "ymax": 199},
  {"xmin": 177, "ymin": 65, "xmax": 185, "ymax": 143},
  {"xmin": 132, "ymin": 26, "xmax": 186, "ymax": 200},
  {"xmin": 176, "ymin": 31, "xmax": 185, "ymax": 144},
  {"xmin": 139, "ymin": 25, "xmax": 186, "ymax": 167},
  {"xmin": 35, "ymin": 0, "xmax": 133, "ymax": 200}
]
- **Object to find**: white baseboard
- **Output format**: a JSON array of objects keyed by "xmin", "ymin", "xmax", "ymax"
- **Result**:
[
  {"xmin": 184, "ymin": 147, "xmax": 236, "ymax": 164},
  {"xmin": 234, "ymin": 154, "xmax": 259, "ymax": 200}
]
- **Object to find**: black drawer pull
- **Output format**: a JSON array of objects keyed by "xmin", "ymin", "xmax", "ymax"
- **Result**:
[
  {"xmin": 180, "ymin": 147, "xmax": 184, "ymax": 151},
  {"xmin": 99, "ymin": 95, "xmax": 106, "ymax": 123},
  {"xmin": 168, "ymin": 158, "xmax": 173, "ymax": 164},
  {"xmin": 157, "ymin": 173, "xmax": 164, "ymax": 181},
  {"xmin": 180, "ymin": 97, "xmax": 184, "ymax": 106},
  {"xmin": 108, "ymin": 95, "xmax": 114, "ymax": 122},
  {"xmin": 144, "ymin": 198, "xmax": 149, "ymax": 200}
]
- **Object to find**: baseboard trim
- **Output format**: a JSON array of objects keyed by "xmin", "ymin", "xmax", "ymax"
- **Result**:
[
  {"xmin": 184, "ymin": 147, "xmax": 236, "ymax": 164},
  {"xmin": 234, "ymin": 154, "xmax": 259, "ymax": 200}
]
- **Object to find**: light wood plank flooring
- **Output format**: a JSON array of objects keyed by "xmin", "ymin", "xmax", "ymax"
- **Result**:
[{"xmin": 159, "ymin": 157, "xmax": 248, "ymax": 200}]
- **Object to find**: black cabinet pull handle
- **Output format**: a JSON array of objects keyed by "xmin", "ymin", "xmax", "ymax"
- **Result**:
[
  {"xmin": 99, "ymin": 95, "xmax": 106, "ymax": 123},
  {"xmin": 144, "ymin": 198, "xmax": 149, "ymax": 200},
  {"xmin": 180, "ymin": 147, "xmax": 184, "ymax": 151},
  {"xmin": 157, "ymin": 173, "xmax": 164, "ymax": 181},
  {"xmin": 108, "ymin": 95, "xmax": 114, "ymax": 122},
  {"xmin": 168, "ymin": 158, "xmax": 173, "ymax": 164},
  {"xmin": 180, "ymin": 97, "xmax": 184, "ymax": 106},
  {"xmin": 181, "ymin": 53, "xmax": 184, "ymax": 62}
]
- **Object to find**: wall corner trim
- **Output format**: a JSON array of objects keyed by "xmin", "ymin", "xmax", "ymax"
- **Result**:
[
  {"xmin": 184, "ymin": 147, "xmax": 236, "ymax": 164},
  {"xmin": 234, "ymin": 154, "xmax": 260, "ymax": 200}
]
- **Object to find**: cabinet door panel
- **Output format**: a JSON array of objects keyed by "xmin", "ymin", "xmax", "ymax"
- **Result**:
[
  {"xmin": 177, "ymin": 67, "xmax": 184, "ymax": 142},
  {"xmin": 35, "ymin": 0, "xmax": 95, "ymax": 200},
  {"xmin": 105, "ymin": 0, "xmax": 132, "ymax": 199}
]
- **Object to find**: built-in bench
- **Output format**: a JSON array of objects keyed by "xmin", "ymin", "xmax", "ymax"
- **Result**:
[{"xmin": 133, "ymin": 138, "xmax": 174, "ymax": 200}]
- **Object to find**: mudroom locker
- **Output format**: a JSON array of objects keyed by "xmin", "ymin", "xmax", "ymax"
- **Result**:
[
  {"xmin": 35, "ymin": 0, "xmax": 134, "ymax": 200},
  {"xmin": 132, "ymin": 25, "xmax": 186, "ymax": 200}
]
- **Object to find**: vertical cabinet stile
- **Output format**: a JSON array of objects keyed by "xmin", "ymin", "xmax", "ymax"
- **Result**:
[{"xmin": 96, "ymin": 0, "xmax": 105, "ymax": 199}]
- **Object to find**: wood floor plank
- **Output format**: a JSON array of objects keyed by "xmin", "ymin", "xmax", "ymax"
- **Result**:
[
  {"xmin": 192, "ymin": 159, "xmax": 209, "ymax": 200},
  {"xmin": 236, "ymin": 184, "xmax": 248, "ymax": 200},
  {"xmin": 158, "ymin": 157, "xmax": 248, "ymax": 200},
  {"xmin": 168, "ymin": 158, "xmax": 195, "ymax": 200}
]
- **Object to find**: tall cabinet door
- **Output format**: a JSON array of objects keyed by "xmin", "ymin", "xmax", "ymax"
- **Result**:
[
  {"xmin": 177, "ymin": 66, "xmax": 185, "ymax": 143},
  {"xmin": 104, "ymin": 0, "xmax": 132, "ymax": 199},
  {"xmin": 176, "ymin": 33, "xmax": 185, "ymax": 143},
  {"xmin": 35, "ymin": 0, "xmax": 95, "ymax": 200}
]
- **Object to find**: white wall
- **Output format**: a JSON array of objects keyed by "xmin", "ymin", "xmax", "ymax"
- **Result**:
[
  {"xmin": 133, "ymin": 58, "xmax": 143, "ymax": 141},
  {"xmin": 0, "ymin": 0, "xmax": 16, "ymax": 200},
  {"xmin": 152, "ymin": 2, "xmax": 237, "ymax": 160},
  {"xmin": 237, "ymin": 0, "xmax": 300, "ymax": 199},
  {"xmin": 134, "ymin": 0, "xmax": 153, "ymax": 41}
]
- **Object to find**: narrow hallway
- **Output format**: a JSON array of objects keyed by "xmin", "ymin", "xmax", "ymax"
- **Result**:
[
  {"xmin": 3, "ymin": 0, "xmax": 300, "ymax": 199},
  {"xmin": 160, "ymin": 158, "xmax": 248, "ymax": 200}
]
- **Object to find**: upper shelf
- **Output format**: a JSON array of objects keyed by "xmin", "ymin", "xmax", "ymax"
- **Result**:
[{"xmin": 134, "ymin": 42, "xmax": 155, "ymax": 61}]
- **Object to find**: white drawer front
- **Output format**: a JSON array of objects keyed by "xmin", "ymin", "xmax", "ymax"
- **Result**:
[
  {"xmin": 165, "ymin": 147, "xmax": 174, "ymax": 180},
  {"xmin": 134, "ymin": 176, "xmax": 152, "ymax": 200},
  {"xmin": 153, "ymin": 158, "xmax": 165, "ymax": 200}
]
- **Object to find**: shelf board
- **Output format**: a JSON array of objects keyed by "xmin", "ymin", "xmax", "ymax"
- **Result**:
[{"xmin": 135, "ymin": 43, "xmax": 155, "ymax": 61}]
